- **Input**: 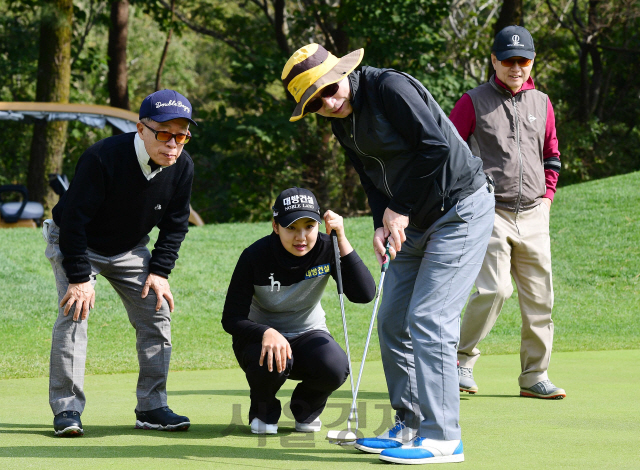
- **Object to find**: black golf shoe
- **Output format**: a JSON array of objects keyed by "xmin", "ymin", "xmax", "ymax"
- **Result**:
[
  {"xmin": 135, "ymin": 406, "xmax": 190, "ymax": 431},
  {"xmin": 53, "ymin": 410, "xmax": 84, "ymax": 437}
]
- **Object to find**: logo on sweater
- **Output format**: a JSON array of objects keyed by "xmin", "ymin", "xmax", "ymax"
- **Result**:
[
  {"xmin": 509, "ymin": 35, "xmax": 524, "ymax": 47},
  {"xmin": 269, "ymin": 273, "xmax": 281, "ymax": 292},
  {"xmin": 528, "ymin": 114, "xmax": 537, "ymax": 123},
  {"xmin": 154, "ymin": 204, "xmax": 162, "ymax": 210},
  {"xmin": 305, "ymin": 264, "xmax": 331, "ymax": 279}
]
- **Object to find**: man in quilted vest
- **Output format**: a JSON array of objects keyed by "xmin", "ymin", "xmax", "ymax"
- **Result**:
[{"xmin": 450, "ymin": 25, "xmax": 566, "ymax": 400}]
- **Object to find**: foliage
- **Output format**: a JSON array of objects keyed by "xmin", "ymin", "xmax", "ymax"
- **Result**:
[
  {"xmin": 1, "ymin": 0, "xmax": 639, "ymax": 218},
  {"xmin": 531, "ymin": 0, "xmax": 640, "ymax": 183}
]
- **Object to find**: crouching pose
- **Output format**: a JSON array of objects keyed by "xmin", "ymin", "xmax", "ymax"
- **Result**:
[{"xmin": 221, "ymin": 187, "xmax": 375, "ymax": 434}]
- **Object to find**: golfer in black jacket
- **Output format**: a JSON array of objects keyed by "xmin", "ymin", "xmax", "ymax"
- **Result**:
[
  {"xmin": 43, "ymin": 89, "xmax": 195, "ymax": 437},
  {"xmin": 222, "ymin": 187, "xmax": 375, "ymax": 434},
  {"xmin": 282, "ymin": 45, "xmax": 495, "ymax": 464}
]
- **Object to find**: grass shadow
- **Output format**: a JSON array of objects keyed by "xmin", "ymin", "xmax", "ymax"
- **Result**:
[
  {"xmin": 0, "ymin": 444, "xmax": 379, "ymax": 464},
  {"xmin": 466, "ymin": 394, "xmax": 521, "ymax": 398},
  {"xmin": 170, "ymin": 389, "xmax": 390, "ymax": 401},
  {"xmin": 0, "ymin": 423, "xmax": 300, "ymax": 440}
]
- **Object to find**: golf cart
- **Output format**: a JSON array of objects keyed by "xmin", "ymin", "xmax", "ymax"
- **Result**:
[{"xmin": 0, "ymin": 184, "xmax": 44, "ymax": 228}]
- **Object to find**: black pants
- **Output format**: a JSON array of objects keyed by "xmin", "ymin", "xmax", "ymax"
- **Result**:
[{"xmin": 233, "ymin": 329, "xmax": 349, "ymax": 425}]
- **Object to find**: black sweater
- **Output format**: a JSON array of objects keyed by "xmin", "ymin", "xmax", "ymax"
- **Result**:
[
  {"xmin": 52, "ymin": 132, "xmax": 194, "ymax": 283},
  {"xmin": 222, "ymin": 232, "xmax": 376, "ymax": 343}
]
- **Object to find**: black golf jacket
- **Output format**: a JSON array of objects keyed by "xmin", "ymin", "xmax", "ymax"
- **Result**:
[{"xmin": 331, "ymin": 66, "xmax": 487, "ymax": 230}]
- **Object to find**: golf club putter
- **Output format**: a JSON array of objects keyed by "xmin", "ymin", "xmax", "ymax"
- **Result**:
[
  {"xmin": 327, "ymin": 240, "xmax": 391, "ymax": 446},
  {"xmin": 325, "ymin": 230, "xmax": 357, "ymax": 445}
]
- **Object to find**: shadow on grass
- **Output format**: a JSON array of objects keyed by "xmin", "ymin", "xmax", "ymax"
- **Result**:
[
  {"xmin": 0, "ymin": 422, "xmax": 369, "ymax": 442},
  {"xmin": 0, "ymin": 432, "xmax": 377, "ymax": 464},
  {"xmin": 0, "ymin": 445, "xmax": 372, "ymax": 463},
  {"xmin": 170, "ymin": 389, "xmax": 390, "ymax": 400},
  {"xmin": 0, "ymin": 423, "xmax": 305, "ymax": 440},
  {"xmin": 465, "ymin": 394, "xmax": 520, "ymax": 398}
]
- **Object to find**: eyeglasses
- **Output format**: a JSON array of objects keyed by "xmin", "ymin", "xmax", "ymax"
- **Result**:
[
  {"xmin": 141, "ymin": 121, "xmax": 191, "ymax": 144},
  {"xmin": 500, "ymin": 57, "xmax": 532, "ymax": 68},
  {"xmin": 305, "ymin": 83, "xmax": 340, "ymax": 114}
]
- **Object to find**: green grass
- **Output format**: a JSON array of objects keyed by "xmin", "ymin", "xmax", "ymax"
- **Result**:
[
  {"xmin": 1, "ymin": 351, "xmax": 639, "ymax": 469},
  {"xmin": 1, "ymin": 172, "xmax": 639, "ymax": 379}
]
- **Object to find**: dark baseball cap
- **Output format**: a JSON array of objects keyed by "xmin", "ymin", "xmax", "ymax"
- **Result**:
[
  {"xmin": 139, "ymin": 89, "xmax": 197, "ymax": 126},
  {"xmin": 272, "ymin": 187, "xmax": 322, "ymax": 227},
  {"xmin": 492, "ymin": 25, "xmax": 535, "ymax": 61}
]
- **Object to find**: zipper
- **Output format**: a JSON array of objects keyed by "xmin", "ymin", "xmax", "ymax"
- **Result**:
[
  {"xmin": 351, "ymin": 111, "xmax": 393, "ymax": 198},
  {"xmin": 512, "ymin": 96, "xmax": 524, "ymax": 214}
]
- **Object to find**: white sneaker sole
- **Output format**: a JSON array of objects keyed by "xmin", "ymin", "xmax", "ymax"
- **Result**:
[
  {"xmin": 379, "ymin": 453, "xmax": 465, "ymax": 464},
  {"xmin": 354, "ymin": 442, "xmax": 405, "ymax": 454},
  {"xmin": 251, "ymin": 428, "xmax": 278, "ymax": 434},
  {"xmin": 135, "ymin": 420, "xmax": 190, "ymax": 431},
  {"xmin": 54, "ymin": 425, "xmax": 84, "ymax": 437},
  {"xmin": 295, "ymin": 424, "xmax": 321, "ymax": 433}
]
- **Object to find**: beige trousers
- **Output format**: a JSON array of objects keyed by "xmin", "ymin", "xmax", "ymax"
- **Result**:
[{"xmin": 458, "ymin": 203, "xmax": 554, "ymax": 388}]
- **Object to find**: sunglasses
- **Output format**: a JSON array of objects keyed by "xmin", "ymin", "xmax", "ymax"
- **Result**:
[
  {"xmin": 500, "ymin": 57, "xmax": 533, "ymax": 68},
  {"xmin": 305, "ymin": 83, "xmax": 340, "ymax": 114},
  {"xmin": 141, "ymin": 121, "xmax": 191, "ymax": 144}
]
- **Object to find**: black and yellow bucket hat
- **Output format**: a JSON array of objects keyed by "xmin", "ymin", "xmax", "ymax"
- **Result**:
[{"xmin": 282, "ymin": 43, "xmax": 364, "ymax": 122}]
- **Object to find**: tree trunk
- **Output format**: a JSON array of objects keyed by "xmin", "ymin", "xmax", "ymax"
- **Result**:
[
  {"xmin": 155, "ymin": 29, "xmax": 173, "ymax": 91},
  {"xmin": 487, "ymin": 0, "xmax": 524, "ymax": 81},
  {"xmin": 108, "ymin": 0, "xmax": 130, "ymax": 135},
  {"xmin": 27, "ymin": 0, "xmax": 73, "ymax": 213}
]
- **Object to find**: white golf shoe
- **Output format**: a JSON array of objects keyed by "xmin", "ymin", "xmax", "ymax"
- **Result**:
[
  {"xmin": 354, "ymin": 418, "xmax": 417, "ymax": 454},
  {"xmin": 295, "ymin": 417, "xmax": 321, "ymax": 432},
  {"xmin": 379, "ymin": 437, "xmax": 464, "ymax": 464},
  {"xmin": 250, "ymin": 417, "xmax": 278, "ymax": 434}
]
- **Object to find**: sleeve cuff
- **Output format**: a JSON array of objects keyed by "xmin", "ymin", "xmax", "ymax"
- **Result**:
[
  {"xmin": 544, "ymin": 188, "xmax": 556, "ymax": 201},
  {"xmin": 67, "ymin": 275, "xmax": 91, "ymax": 284},
  {"xmin": 387, "ymin": 200, "xmax": 411, "ymax": 217}
]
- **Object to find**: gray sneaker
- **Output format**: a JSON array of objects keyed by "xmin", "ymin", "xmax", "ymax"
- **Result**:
[
  {"xmin": 458, "ymin": 366, "xmax": 478, "ymax": 394},
  {"xmin": 520, "ymin": 380, "xmax": 566, "ymax": 399}
]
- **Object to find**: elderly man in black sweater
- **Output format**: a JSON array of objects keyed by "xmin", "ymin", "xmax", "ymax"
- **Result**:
[{"xmin": 43, "ymin": 89, "xmax": 195, "ymax": 437}]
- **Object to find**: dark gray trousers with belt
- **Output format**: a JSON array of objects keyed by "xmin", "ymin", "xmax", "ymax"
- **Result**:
[{"xmin": 44, "ymin": 220, "xmax": 172, "ymax": 416}]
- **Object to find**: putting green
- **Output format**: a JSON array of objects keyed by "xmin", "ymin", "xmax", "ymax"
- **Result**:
[{"xmin": 1, "ymin": 350, "xmax": 638, "ymax": 469}]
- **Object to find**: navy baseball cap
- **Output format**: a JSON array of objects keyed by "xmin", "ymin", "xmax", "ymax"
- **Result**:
[
  {"xmin": 272, "ymin": 187, "xmax": 322, "ymax": 227},
  {"xmin": 139, "ymin": 89, "xmax": 197, "ymax": 126},
  {"xmin": 492, "ymin": 25, "xmax": 535, "ymax": 61}
]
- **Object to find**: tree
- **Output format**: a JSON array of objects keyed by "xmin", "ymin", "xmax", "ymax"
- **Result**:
[
  {"xmin": 152, "ymin": 0, "xmax": 451, "ymax": 222},
  {"xmin": 27, "ymin": 0, "xmax": 73, "ymax": 212},
  {"xmin": 546, "ymin": 0, "xmax": 640, "ymax": 122},
  {"xmin": 108, "ymin": 0, "xmax": 130, "ymax": 118}
]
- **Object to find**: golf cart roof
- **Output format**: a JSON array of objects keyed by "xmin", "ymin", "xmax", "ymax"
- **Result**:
[{"xmin": 0, "ymin": 102, "xmax": 139, "ymax": 133}]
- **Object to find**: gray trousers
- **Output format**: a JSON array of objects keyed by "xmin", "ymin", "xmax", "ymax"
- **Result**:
[
  {"xmin": 377, "ymin": 185, "xmax": 494, "ymax": 440},
  {"xmin": 44, "ymin": 220, "xmax": 172, "ymax": 416}
]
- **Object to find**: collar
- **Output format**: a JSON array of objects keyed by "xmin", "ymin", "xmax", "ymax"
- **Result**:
[
  {"xmin": 493, "ymin": 75, "xmax": 536, "ymax": 96},
  {"xmin": 347, "ymin": 68, "xmax": 362, "ymax": 111},
  {"xmin": 134, "ymin": 132, "xmax": 164, "ymax": 180}
]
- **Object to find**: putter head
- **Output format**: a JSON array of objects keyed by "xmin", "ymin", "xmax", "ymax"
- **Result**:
[{"xmin": 326, "ymin": 429, "xmax": 358, "ymax": 445}]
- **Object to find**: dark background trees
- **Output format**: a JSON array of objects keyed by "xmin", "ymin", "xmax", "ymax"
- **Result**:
[
  {"xmin": 27, "ymin": 0, "xmax": 73, "ymax": 212},
  {"xmin": 1, "ymin": 0, "xmax": 639, "ymax": 222}
]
